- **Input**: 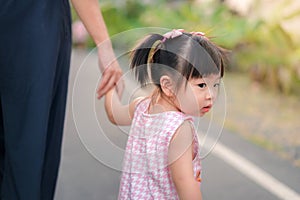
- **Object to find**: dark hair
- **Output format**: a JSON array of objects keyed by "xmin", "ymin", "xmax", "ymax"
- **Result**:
[{"xmin": 130, "ymin": 31, "xmax": 228, "ymax": 88}]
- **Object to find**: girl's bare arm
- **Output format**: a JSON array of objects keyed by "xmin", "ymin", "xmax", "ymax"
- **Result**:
[
  {"xmin": 105, "ymin": 87, "xmax": 142, "ymax": 126},
  {"xmin": 169, "ymin": 121, "xmax": 202, "ymax": 200}
]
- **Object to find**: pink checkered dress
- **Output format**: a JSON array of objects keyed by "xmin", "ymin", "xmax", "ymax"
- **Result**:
[{"xmin": 118, "ymin": 99, "xmax": 202, "ymax": 200}]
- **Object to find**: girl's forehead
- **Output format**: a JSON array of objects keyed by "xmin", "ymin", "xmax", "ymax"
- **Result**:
[{"xmin": 190, "ymin": 74, "xmax": 221, "ymax": 82}]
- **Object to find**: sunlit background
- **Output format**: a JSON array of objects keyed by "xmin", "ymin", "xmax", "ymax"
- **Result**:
[
  {"xmin": 56, "ymin": 0, "xmax": 300, "ymax": 199},
  {"xmin": 71, "ymin": 0, "xmax": 300, "ymax": 167}
]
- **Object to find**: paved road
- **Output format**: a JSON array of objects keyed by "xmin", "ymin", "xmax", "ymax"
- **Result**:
[{"xmin": 55, "ymin": 49, "xmax": 300, "ymax": 200}]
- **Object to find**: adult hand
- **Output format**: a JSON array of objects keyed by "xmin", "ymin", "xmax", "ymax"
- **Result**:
[
  {"xmin": 70, "ymin": 0, "xmax": 123, "ymax": 98},
  {"xmin": 96, "ymin": 45, "xmax": 123, "ymax": 99}
]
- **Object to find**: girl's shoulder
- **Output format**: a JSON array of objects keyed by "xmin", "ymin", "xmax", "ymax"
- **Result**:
[
  {"xmin": 132, "ymin": 96, "xmax": 150, "ymax": 111},
  {"xmin": 129, "ymin": 96, "xmax": 150, "ymax": 117},
  {"xmin": 132, "ymin": 97, "xmax": 194, "ymax": 128}
]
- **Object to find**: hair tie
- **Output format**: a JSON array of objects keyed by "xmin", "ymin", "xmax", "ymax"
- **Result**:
[
  {"xmin": 190, "ymin": 31, "xmax": 205, "ymax": 36},
  {"xmin": 147, "ymin": 40, "xmax": 161, "ymax": 64},
  {"xmin": 161, "ymin": 29, "xmax": 184, "ymax": 43}
]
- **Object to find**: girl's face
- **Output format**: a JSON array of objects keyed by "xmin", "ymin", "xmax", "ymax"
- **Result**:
[{"xmin": 175, "ymin": 74, "xmax": 221, "ymax": 117}]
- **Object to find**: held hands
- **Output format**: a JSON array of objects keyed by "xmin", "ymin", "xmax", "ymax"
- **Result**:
[{"xmin": 96, "ymin": 46, "xmax": 124, "ymax": 99}]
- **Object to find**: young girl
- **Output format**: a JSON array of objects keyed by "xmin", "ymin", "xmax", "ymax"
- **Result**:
[{"xmin": 104, "ymin": 29, "xmax": 228, "ymax": 200}]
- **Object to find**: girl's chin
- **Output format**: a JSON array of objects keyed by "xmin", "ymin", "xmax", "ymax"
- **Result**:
[
  {"xmin": 188, "ymin": 112, "xmax": 205, "ymax": 117},
  {"xmin": 199, "ymin": 113, "xmax": 205, "ymax": 117}
]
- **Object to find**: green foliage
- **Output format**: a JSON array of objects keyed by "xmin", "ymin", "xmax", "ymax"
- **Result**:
[
  {"xmin": 234, "ymin": 0, "xmax": 300, "ymax": 95},
  {"xmin": 71, "ymin": 0, "xmax": 300, "ymax": 96},
  {"xmin": 101, "ymin": 3, "xmax": 142, "ymax": 35}
]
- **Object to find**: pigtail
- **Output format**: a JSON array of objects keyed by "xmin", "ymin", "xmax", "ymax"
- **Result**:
[{"xmin": 130, "ymin": 34, "xmax": 164, "ymax": 86}]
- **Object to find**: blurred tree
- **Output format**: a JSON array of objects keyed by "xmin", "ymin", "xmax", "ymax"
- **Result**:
[
  {"xmin": 235, "ymin": 0, "xmax": 300, "ymax": 94},
  {"xmin": 70, "ymin": 0, "xmax": 300, "ymax": 95}
]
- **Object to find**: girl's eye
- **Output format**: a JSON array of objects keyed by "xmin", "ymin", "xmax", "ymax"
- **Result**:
[
  {"xmin": 198, "ymin": 83, "xmax": 207, "ymax": 88},
  {"xmin": 214, "ymin": 83, "xmax": 220, "ymax": 87}
]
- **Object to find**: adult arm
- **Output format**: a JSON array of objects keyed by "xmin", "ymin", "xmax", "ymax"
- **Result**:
[{"xmin": 71, "ymin": 0, "xmax": 123, "ymax": 98}]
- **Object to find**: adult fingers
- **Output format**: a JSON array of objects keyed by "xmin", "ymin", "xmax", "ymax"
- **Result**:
[
  {"xmin": 116, "ymin": 78, "xmax": 125, "ymax": 98},
  {"xmin": 97, "ymin": 73, "xmax": 118, "ymax": 99},
  {"xmin": 97, "ymin": 70, "xmax": 111, "ymax": 94}
]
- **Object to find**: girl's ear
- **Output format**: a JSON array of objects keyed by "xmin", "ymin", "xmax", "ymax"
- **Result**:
[{"xmin": 160, "ymin": 75, "xmax": 175, "ymax": 97}]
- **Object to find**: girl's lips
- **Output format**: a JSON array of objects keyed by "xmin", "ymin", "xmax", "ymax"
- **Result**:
[{"xmin": 202, "ymin": 105, "xmax": 212, "ymax": 113}]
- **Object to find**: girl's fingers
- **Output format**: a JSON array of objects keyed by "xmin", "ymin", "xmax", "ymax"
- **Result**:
[{"xmin": 195, "ymin": 170, "xmax": 201, "ymax": 182}]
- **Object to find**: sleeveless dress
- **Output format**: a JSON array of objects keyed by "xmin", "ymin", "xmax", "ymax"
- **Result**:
[{"xmin": 118, "ymin": 99, "xmax": 202, "ymax": 200}]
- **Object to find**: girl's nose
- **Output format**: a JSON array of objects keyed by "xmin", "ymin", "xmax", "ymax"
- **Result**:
[{"xmin": 206, "ymin": 88, "xmax": 215, "ymax": 101}]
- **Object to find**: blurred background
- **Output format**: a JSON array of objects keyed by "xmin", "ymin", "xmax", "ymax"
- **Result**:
[
  {"xmin": 71, "ymin": 0, "xmax": 300, "ymax": 168},
  {"xmin": 56, "ymin": 0, "xmax": 300, "ymax": 199}
]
